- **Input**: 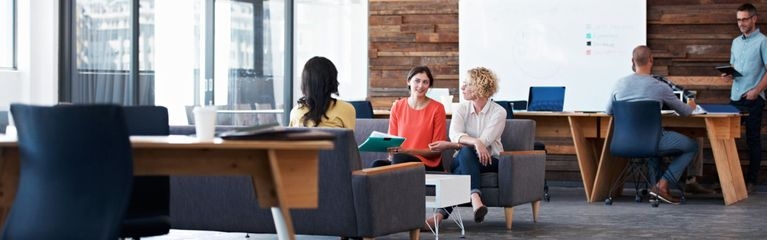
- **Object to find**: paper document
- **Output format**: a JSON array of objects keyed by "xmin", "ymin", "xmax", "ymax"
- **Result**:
[
  {"xmin": 218, "ymin": 123, "xmax": 334, "ymax": 140},
  {"xmin": 358, "ymin": 131, "xmax": 405, "ymax": 152}
]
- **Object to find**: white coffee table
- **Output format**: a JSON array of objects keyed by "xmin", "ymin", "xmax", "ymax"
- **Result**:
[{"xmin": 425, "ymin": 174, "xmax": 470, "ymax": 239}]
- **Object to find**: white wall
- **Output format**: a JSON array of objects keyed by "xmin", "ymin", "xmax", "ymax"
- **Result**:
[{"xmin": 0, "ymin": 0, "xmax": 58, "ymax": 112}]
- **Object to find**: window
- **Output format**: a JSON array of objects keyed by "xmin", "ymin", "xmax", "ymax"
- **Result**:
[
  {"xmin": 61, "ymin": 0, "xmax": 367, "ymax": 126},
  {"xmin": 294, "ymin": 0, "xmax": 367, "ymax": 102},
  {"xmin": 0, "ymin": 0, "xmax": 15, "ymax": 69}
]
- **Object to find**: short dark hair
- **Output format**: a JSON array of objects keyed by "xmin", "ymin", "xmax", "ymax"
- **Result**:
[
  {"xmin": 738, "ymin": 3, "xmax": 758, "ymax": 16},
  {"xmin": 405, "ymin": 66, "xmax": 434, "ymax": 89},
  {"xmin": 632, "ymin": 45, "xmax": 652, "ymax": 67}
]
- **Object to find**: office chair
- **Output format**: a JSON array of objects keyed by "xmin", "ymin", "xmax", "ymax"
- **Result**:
[
  {"xmin": 605, "ymin": 100, "xmax": 683, "ymax": 207},
  {"xmin": 2, "ymin": 104, "xmax": 133, "ymax": 239},
  {"xmin": 120, "ymin": 106, "xmax": 171, "ymax": 239},
  {"xmin": 495, "ymin": 100, "xmax": 551, "ymax": 202},
  {"xmin": 493, "ymin": 101, "xmax": 515, "ymax": 119},
  {"xmin": 349, "ymin": 100, "xmax": 374, "ymax": 118}
]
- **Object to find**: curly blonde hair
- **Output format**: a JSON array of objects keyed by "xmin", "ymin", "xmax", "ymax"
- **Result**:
[{"xmin": 467, "ymin": 67, "xmax": 499, "ymax": 99}]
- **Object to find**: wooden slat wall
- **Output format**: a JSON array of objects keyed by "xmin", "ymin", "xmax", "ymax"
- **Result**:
[
  {"xmin": 368, "ymin": 0, "xmax": 767, "ymax": 183},
  {"xmin": 368, "ymin": 0, "xmax": 459, "ymax": 108}
]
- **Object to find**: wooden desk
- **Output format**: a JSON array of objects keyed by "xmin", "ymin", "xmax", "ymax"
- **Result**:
[
  {"xmin": 0, "ymin": 135, "xmax": 333, "ymax": 240},
  {"xmin": 514, "ymin": 111, "xmax": 747, "ymax": 205}
]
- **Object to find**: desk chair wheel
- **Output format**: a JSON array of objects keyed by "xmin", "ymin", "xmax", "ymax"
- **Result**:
[
  {"xmin": 544, "ymin": 192, "xmax": 551, "ymax": 202},
  {"xmin": 634, "ymin": 194, "xmax": 643, "ymax": 203},
  {"xmin": 650, "ymin": 198, "xmax": 660, "ymax": 207},
  {"xmin": 605, "ymin": 197, "xmax": 613, "ymax": 205}
]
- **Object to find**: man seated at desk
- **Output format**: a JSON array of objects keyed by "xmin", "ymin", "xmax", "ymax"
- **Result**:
[{"xmin": 605, "ymin": 45, "xmax": 698, "ymax": 204}]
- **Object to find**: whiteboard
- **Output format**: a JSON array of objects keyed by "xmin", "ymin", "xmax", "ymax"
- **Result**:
[{"xmin": 459, "ymin": 0, "xmax": 646, "ymax": 112}]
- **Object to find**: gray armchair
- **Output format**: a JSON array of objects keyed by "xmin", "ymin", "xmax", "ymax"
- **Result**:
[
  {"xmin": 169, "ymin": 128, "xmax": 425, "ymax": 239},
  {"xmin": 354, "ymin": 119, "xmax": 546, "ymax": 230}
]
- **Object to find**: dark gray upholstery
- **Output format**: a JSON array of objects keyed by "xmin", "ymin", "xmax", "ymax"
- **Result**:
[
  {"xmin": 354, "ymin": 118, "xmax": 546, "ymax": 229},
  {"xmin": 0, "ymin": 110, "xmax": 7, "ymax": 133},
  {"xmin": 168, "ymin": 127, "xmax": 424, "ymax": 238}
]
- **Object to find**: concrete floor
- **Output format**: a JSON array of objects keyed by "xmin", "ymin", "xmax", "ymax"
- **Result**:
[{"xmin": 148, "ymin": 185, "xmax": 767, "ymax": 239}]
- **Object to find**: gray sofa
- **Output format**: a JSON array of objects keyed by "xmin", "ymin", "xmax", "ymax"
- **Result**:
[
  {"xmin": 354, "ymin": 118, "xmax": 546, "ymax": 229},
  {"xmin": 167, "ymin": 127, "xmax": 425, "ymax": 239}
]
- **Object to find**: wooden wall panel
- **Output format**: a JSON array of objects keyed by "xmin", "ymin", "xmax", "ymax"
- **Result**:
[
  {"xmin": 368, "ymin": 0, "xmax": 460, "ymax": 105},
  {"xmin": 368, "ymin": 0, "xmax": 767, "ymax": 183}
]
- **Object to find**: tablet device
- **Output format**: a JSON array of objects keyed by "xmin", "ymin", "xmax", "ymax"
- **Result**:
[{"xmin": 715, "ymin": 65, "xmax": 742, "ymax": 77}]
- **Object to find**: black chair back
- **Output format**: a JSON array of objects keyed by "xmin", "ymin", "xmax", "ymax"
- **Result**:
[
  {"xmin": 123, "ymin": 106, "xmax": 170, "ymax": 135},
  {"xmin": 349, "ymin": 100, "xmax": 374, "ymax": 119},
  {"xmin": 120, "ymin": 105, "xmax": 171, "ymax": 238},
  {"xmin": 3, "ymin": 104, "xmax": 133, "ymax": 239},
  {"xmin": 494, "ymin": 101, "xmax": 515, "ymax": 119},
  {"xmin": 610, "ymin": 100, "xmax": 663, "ymax": 158}
]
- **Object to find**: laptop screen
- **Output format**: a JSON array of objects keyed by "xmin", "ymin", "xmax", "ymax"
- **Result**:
[{"xmin": 527, "ymin": 86, "xmax": 566, "ymax": 111}]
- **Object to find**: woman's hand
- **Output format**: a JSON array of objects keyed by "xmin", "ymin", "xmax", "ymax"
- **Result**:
[
  {"xmin": 386, "ymin": 147, "xmax": 401, "ymax": 160},
  {"xmin": 473, "ymin": 140, "xmax": 491, "ymax": 166},
  {"xmin": 428, "ymin": 140, "xmax": 454, "ymax": 152}
]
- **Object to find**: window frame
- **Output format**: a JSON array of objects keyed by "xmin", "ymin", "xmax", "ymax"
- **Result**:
[
  {"xmin": 59, "ymin": 0, "xmax": 296, "ymax": 124},
  {"xmin": 1, "ymin": 0, "xmax": 16, "ymax": 70}
]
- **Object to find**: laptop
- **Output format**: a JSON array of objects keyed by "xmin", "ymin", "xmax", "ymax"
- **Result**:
[{"xmin": 527, "ymin": 86, "xmax": 566, "ymax": 111}]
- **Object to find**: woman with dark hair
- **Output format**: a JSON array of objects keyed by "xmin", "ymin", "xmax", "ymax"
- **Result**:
[
  {"xmin": 377, "ymin": 65, "xmax": 450, "ymax": 170},
  {"xmin": 289, "ymin": 56, "xmax": 355, "ymax": 129}
]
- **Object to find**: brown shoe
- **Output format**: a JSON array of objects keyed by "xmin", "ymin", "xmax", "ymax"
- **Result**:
[
  {"xmin": 685, "ymin": 182, "xmax": 715, "ymax": 195},
  {"xmin": 422, "ymin": 214, "xmax": 443, "ymax": 231},
  {"xmin": 650, "ymin": 186, "xmax": 680, "ymax": 205}
]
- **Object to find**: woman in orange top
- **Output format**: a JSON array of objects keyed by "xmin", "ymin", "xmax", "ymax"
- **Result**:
[{"xmin": 386, "ymin": 66, "xmax": 451, "ymax": 171}]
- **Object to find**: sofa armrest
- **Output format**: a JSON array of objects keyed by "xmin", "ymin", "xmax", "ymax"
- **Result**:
[
  {"xmin": 351, "ymin": 162, "xmax": 425, "ymax": 237},
  {"xmin": 497, "ymin": 150, "xmax": 546, "ymax": 206}
]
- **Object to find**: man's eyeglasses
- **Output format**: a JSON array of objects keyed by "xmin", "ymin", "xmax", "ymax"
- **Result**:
[{"xmin": 737, "ymin": 15, "xmax": 755, "ymax": 23}]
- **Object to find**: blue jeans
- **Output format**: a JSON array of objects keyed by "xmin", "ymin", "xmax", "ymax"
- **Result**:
[
  {"xmin": 647, "ymin": 130, "xmax": 698, "ymax": 184},
  {"xmin": 436, "ymin": 146, "xmax": 498, "ymax": 219},
  {"xmin": 731, "ymin": 97, "xmax": 764, "ymax": 184},
  {"xmin": 451, "ymin": 146, "xmax": 499, "ymax": 193}
]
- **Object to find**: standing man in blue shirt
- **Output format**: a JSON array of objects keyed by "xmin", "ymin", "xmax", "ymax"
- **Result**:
[{"xmin": 723, "ymin": 3, "xmax": 767, "ymax": 193}]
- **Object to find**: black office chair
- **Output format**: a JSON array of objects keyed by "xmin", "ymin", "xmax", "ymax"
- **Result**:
[
  {"xmin": 349, "ymin": 100, "xmax": 374, "ymax": 119},
  {"xmin": 120, "ymin": 106, "xmax": 171, "ymax": 239},
  {"xmin": 494, "ymin": 101, "xmax": 515, "ymax": 119},
  {"xmin": 495, "ymin": 100, "xmax": 551, "ymax": 202},
  {"xmin": 2, "ymin": 104, "xmax": 133, "ymax": 239},
  {"xmin": 605, "ymin": 100, "xmax": 683, "ymax": 207}
]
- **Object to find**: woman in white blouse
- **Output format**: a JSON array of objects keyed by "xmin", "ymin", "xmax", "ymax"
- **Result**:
[{"xmin": 427, "ymin": 67, "xmax": 506, "ymax": 227}]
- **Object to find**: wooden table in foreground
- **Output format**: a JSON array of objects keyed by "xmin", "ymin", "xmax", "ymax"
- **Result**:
[
  {"xmin": 0, "ymin": 135, "xmax": 333, "ymax": 240},
  {"xmin": 515, "ymin": 111, "xmax": 747, "ymax": 205}
]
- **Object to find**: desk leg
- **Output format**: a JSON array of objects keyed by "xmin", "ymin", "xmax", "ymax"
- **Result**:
[
  {"xmin": 705, "ymin": 118, "xmax": 747, "ymax": 205},
  {"xmin": 0, "ymin": 148, "xmax": 19, "ymax": 226},
  {"xmin": 263, "ymin": 150, "xmax": 320, "ymax": 240},
  {"xmin": 569, "ymin": 117, "xmax": 601, "ymax": 201},
  {"xmin": 271, "ymin": 207, "xmax": 294, "ymax": 240}
]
